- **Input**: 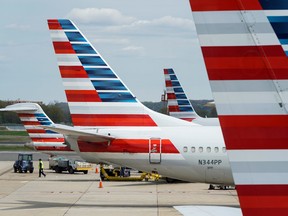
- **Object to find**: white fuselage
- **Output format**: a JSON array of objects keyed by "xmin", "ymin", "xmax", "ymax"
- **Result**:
[{"xmin": 66, "ymin": 125, "xmax": 234, "ymax": 185}]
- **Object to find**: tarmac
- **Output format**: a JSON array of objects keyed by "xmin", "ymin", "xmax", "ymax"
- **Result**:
[{"xmin": 0, "ymin": 155, "xmax": 240, "ymax": 216}]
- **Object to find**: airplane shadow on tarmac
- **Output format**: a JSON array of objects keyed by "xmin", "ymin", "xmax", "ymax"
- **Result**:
[{"xmin": 2, "ymin": 200, "xmax": 240, "ymax": 211}]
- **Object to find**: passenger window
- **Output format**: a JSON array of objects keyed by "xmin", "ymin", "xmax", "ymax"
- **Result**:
[
  {"xmin": 199, "ymin": 147, "xmax": 203, "ymax": 153},
  {"xmin": 183, "ymin": 146, "xmax": 188, "ymax": 153},
  {"xmin": 222, "ymin": 147, "xmax": 226, "ymax": 153},
  {"xmin": 191, "ymin": 147, "xmax": 196, "ymax": 153},
  {"xmin": 214, "ymin": 147, "xmax": 219, "ymax": 153},
  {"xmin": 207, "ymin": 147, "xmax": 211, "ymax": 153}
]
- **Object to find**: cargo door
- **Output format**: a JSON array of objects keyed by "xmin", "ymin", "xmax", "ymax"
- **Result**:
[{"xmin": 149, "ymin": 138, "xmax": 162, "ymax": 164}]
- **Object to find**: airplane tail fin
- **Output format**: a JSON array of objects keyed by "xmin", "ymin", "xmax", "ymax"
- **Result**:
[
  {"xmin": 0, "ymin": 103, "xmax": 67, "ymax": 151},
  {"xmin": 48, "ymin": 19, "xmax": 193, "ymax": 128},
  {"xmin": 189, "ymin": 1, "xmax": 288, "ymax": 215},
  {"xmin": 164, "ymin": 68, "xmax": 198, "ymax": 122}
]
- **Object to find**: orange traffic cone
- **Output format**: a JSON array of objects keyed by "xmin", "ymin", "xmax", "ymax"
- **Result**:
[
  {"xmin": 95, "ymin": 167, "xmax": 99, "ymax": 174},
  {"xmin": 99, "ymin": 179, "xmax": 103, "ymax": 188}
]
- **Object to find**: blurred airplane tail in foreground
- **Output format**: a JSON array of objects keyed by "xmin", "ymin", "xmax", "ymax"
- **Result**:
[{"xmin": 189, "ymin": 0, "xmax": 288, "ymax": 215}]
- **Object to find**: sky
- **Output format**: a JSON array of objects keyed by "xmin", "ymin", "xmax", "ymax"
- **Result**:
[{"xmin": 0, "ymin": 0, "xmax": 212, "ymax": 104}]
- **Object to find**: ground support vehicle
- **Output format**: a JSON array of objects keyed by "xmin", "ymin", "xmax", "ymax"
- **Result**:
[
  {"xmin": 13, "ymin": 153, "xmax": 34, "ymax": 173},
  {"xmin": 49, "ymin": 157, "xmax": 92, "ymax": 174},
  {"xmin": 99, "ymin": 165, "xmax": 160, "ymax": 181}
]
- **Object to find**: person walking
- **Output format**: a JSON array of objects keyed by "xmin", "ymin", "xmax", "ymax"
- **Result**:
[{"xmin": 38, "ymin": 159, "xmax": 46, "ymax": 177}]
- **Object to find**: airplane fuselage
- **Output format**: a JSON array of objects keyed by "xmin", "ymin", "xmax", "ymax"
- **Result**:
[{"xmin": 66, "ymin": 125, "xmax": 234, "ymax": 185}]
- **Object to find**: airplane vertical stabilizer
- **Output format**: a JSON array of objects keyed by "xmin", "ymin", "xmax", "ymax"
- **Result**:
[
  {"xmin": 164, "ymin": 68, "xmax": 219, "ymax": 126},
  {"xmin": 164, "ymin": 68, "xmax": 198, "ymax": 122},
  {"xmin": 48, "ymin": 19, "xmax": 194, "ymax": 128},
  {"xmin": 0, "ymin": 103, "xmax": 69, "ymax": 151},
  {"xmin": 189, "ymin": 0, "xmax": 288, "ymax": 215}
]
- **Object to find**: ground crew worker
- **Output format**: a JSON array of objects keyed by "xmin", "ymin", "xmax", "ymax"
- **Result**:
[{"xmin": 38, "ymin": 159, "xmax": 46, "ymax": 177}]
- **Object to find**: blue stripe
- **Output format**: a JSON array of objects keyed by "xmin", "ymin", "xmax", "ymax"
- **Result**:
[
  {"xmin": 58, "ymin": 19, "xmax": 76, "ymax": 30},
  {"xmin": 36, "ymin": 117, "xmax": 50, "ymax": 122},
  {"xmin": 34, "ymin": 113, "xmax": 46, "ymax": 117},
  {"xmin": 171, "ymin": 81, "xmax": 180, "ymax": 87},
  {"xmin": 167, "ymin": 69, "xmax": 174, "ymax": 75},
  {"xmin": 98, "ymin": 92, "xmax": 136, "ymax": 102},
  {"xmin": 169, "ymin": 75, "xmax": 177, "ymax": 81},
  {"xmin": 275, "ymin": 33, "xmax": 288, "ymax": 40},
  {"xmin": 269, "ymin": 22, "xmax": 288, "ymax": 34},
  {"xmin": 45, "ymin": 130, "xmax": 58, "ymax": 134},
  {"xmin": 72, "ymin": 44, "xmax": 96, "ymax": 54},
  {"xmin": 78, "ymin": 56, "xmax": 106, "ymax": 66},
  {"xmin": 39, "ymin": 122, "xmax": 52, "ymax": 126},
  {"xmin": 268, "ymin": 16, "xmax": 288, "ymax": 23},
  {"xmin": 279, "ymin": 39, "xmax": 288, "ymax": 44},
  {"xmin": 65, "ymin": 32, "xmax": 86, "ymax": 42},
  {"xmin": 92, "ymin": 80, "xmax": 126, "ymax": 90},
  {"xmin": 178, "ymin": 100, "xmax": 190, "ymax": 106},
  {"xmin": 260, "ymin": 0, "xmax": 288, "ymax": 10},
  {"xmin": 174, "ymin": 87, "xmax": 183, "ymax": 93},
  {"xmin": 85, "ymin": 68, "xmax": 117, "ymax": 78},
  {"xmin": 179, "ymin": 106, "xmax": 194, "ymax": 112},
  {"xmin": 175, "ymin": 94, "xmax": 187, "ymax": 99}
]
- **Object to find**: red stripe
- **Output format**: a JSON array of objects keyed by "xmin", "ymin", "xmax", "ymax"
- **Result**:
[
  {"xmin": 65, "ymin": 90, "xmax": 101, "ymax": 102},
  {"xmin": 59, "ymin": 66, "xmax": 88, "ymax": 78},
  {"xmin": 78, "ymin": 139, "xmax": 179, "ymax": 153},
  {"xmin": 31, "ymin": 138, "xmax": 65, "ymax": 142},
  {"xmin": 167, "ymin": 93, "xmax": 176, "ymax": 99},
  {"xmin": 219, "ymin": 115, "xmax": 288, "ymax": 150},
  {"xmin": 202, "ymin": 46, "xmax": 285, "ymax": 58},
  {"xmin": 168, "ymin": 106, "xmax": 180, "ymax": 112},
  {"xmin": 35, "ymin": 146, "xmax": 73, "ymax": 151},
  {"xmin": 181, "ymin": 118, "xmax": 194, "ymax": 122},
  {"xmin": 164, "ymin": 69, "xmax": 169, "ymax": 75},
  {"xmin": 237, "ymin": 185, "xmax": 288, "ymax": 216},
  {"xmin": 47, "ymin": 19, "xmax": 62, "ymax": 30},
  {"xmin": 26, "ymin": 129, "xmax": 47, "ymax": 134},
  {"xmin": 189, "ymin": 0, "xmax": 262, "ymax": 11},
  {"xmin": 71, "ymin": 114, "xmax": 157, "ymax": 127},
  {"xmin": 165, "ymin": 80, "xmax": 172, "ymax": 87},
  {"xmin": 18, "ymin": 114, "xmax": 35, "ymax": 118},
  {"xmin": 53, "ymin": 42, "xmax": 75, "ymax": 54},
  {"xmin": 22, "ymin": 121, "xmax": 41, "ymax": 126},
  {"xmin": 202, "ymin": 46, "xmax": 288, "ymax": 80}
]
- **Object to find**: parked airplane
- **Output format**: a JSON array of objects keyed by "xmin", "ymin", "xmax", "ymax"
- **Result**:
[
  {"xmin": 164, "ymin": 68, "xmax": 219, "ymax": 125},
  {"xmin": 0, "ymin": 103, "xmax": 73, "ymax": 155},
  {"xmin": 189, "ymin": 0, "xmax": 288, "ymax": 215},
  {"xmin": 46, "ymin": 19, "xmax": 234, "ymax": 185}
]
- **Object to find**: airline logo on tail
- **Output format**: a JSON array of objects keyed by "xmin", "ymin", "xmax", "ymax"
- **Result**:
[
  {"xmin": 0, "ymin": 103, "xmax": 70, "ymax": 152},
  {"xmin": 164, "ymin": 68, "xmax": 197, "ymax": 122},
  {"xmin": 189, "ymin": 0, "xmax": 288, "ymax": 215},
  {"xmin": 48, "ymin": 19, "xmax": 157, "ymax": 127}
]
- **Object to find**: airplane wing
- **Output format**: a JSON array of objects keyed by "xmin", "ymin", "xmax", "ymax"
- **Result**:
[
  {"xmin": 42, "ymin": 124, "xmax": 115, "ymax": 143},
  {"xmin": 174, "ymin": 206, "xmax": 242, "ymax": 216}
]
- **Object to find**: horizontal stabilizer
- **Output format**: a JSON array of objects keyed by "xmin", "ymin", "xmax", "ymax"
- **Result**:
[
  {"xmin": 42, "ymin": 124, "xmax": 115, "ymax": 143},
  {"xmin": 0, "ymin": 105, "xmax": 37, "ymax": 112}
]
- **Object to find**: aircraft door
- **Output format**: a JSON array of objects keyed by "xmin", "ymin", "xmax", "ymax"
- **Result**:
[{"xmin": 149, "ymin": 138, "xmax": 162, "ymax": 164}]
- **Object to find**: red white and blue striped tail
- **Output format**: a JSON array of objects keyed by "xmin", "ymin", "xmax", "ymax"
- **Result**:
[
  {"xmin": 164, "ymin": 68, "xmax": 198, "ymax": 122},
  {"xmin": 48, "ymin": 19, "xmax": 193, "ymax": 128},
  {"xmin": 189, "ymin": 0, "xmax": 288, "ymax": 215},
  {"xmin": 0, "ymin": 103, "xmax": 71, "ymax": 152},
  {"xmin": 164, "ymin": 68, "xmax": 219, "ymax": 126}
]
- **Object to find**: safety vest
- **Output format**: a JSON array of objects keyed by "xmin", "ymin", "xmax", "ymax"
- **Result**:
[{"xmin": 39, "ymin": 161, "xmax": 44, "ymax": 169}]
